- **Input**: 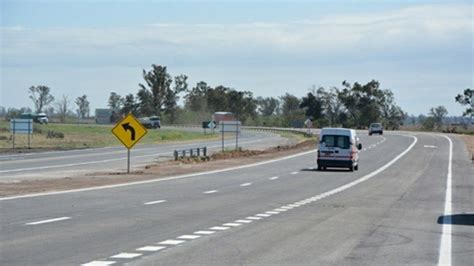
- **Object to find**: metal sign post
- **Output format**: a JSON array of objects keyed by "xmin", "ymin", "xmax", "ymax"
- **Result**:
[{"xmin": 112, "ymin": 114, "xmax": 148, "ymax": 174}]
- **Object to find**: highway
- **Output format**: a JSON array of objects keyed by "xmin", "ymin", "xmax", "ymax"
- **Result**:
[
  {"xmin": 0, "ymin": 130, "xmax": 292, "ymax": 181},
  {"xmin": 0, "ymin": 132, "xmax": 472, "ymax": 265}
]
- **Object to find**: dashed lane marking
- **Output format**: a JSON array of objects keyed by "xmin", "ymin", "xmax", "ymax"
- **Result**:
[
  {"xmin": 136, "ymin": 246, "xmax": 166, "ymax": 252},
  {"xmin": 266, "ymin": 211, "xmax": 279, "ymax": 214},
  {"xmin": 144, "ymin": 200, "xmax": 166, "ymax": 205},
  {"xmin": 256, "ymin": 213, "xmax": 271, "ymax": 217},
  {"xmin": 223, "ymin": 223, "xmax": 242, "ymax": 227},
  {"xmin": 178, "ymin": 235, "xmax": 201, "ymax": 240},
  {"xmin": 203, "ymin": 190, "xmax": 218, "ymax": 194},
  {"xmin": 269, "ymin": 176, "xmax": 279, "ymax": 180},
  {"xmin": 194, "ymin": 230, "xmax": 215, "ymax": 235},
  {"xmin": 240, "ymin": 183, "xmax": 252, "ymax": 187},
  {"xmin": 110, "ymin": 253, "xmax": 142, "ymax": 259},
  {"xmin": 81, "ymin": 261, "xmax": 116, "ymax": 266},
  {"xmin": 291, "ymin": 171, "xmax": 299, "ymax": 175},
  {"xmin": 235, "ymin": 220, "xmax": 252, "ymax": 223},
  {"xmin": 210, "ymin": 226, "xmax": 230, "ymax": 231},
  {"xmin": 159, "ymin": 240, "xmax": 185, "ymax": 245},
  {"xmin": 246, "ymin": 216, "xmax": 262, "ymax": 220},
  {"xmin": 26, "ymin": 217, "xmax": 71, "ymax": 225}
]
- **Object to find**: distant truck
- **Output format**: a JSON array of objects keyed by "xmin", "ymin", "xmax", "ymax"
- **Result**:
[{"xmin": 20, "ymin": 113, "xmax": 49, "ymax": 124}]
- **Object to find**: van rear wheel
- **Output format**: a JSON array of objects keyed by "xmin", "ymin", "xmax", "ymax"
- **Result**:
[{"xmin": 354, "ymin": 165, "xmax": 359, "ymax": 171}]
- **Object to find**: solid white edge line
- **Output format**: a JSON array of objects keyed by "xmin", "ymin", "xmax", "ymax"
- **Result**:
[
  {"xmin": 438, "ymin": 135, "xmax": 453, "ymax": 266},
  {"xmin": 26, "ymin": 216, "xmax": 71, "ymax": 225},
  {"xmin": 1, "ymin": 150, "xmax": 316, "ymax": 201}
]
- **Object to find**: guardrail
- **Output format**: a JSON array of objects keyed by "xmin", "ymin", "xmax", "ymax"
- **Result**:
[{"xmin": 174, "ymin": 147, "xmax": 208, "ymax": 161}]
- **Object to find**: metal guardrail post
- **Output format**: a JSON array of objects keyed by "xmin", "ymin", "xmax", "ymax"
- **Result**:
[
  {"xmin": 204, "ymin": 147, "xmax": 207, "ymax": 157},
  {"xmin": 174, "ymin": 150, "xmax": 178, "ymax": 161}
]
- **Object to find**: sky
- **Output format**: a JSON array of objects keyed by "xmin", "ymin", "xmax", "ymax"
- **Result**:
[{"xmin": 1, "ymin": 0, "xmax": 473, "ymax": 116}]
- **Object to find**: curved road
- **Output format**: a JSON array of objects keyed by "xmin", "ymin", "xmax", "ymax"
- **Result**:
[{"xmin": 0, "ymin": 131, "xmax": 472, "ymax": 265}]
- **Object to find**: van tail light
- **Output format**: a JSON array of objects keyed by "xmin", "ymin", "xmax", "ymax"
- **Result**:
[{"xmin": 350, "ymin": 149, "xmax": 357, "ymax": 160}]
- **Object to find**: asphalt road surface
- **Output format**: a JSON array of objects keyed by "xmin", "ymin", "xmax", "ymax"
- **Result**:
[
  {"xmin": 1, "ymin": 131, "xmax": 472, "ymax": 265},
  {"xmin": 0, "ymin": 130, "xmax": 293, "ymax": 182}
]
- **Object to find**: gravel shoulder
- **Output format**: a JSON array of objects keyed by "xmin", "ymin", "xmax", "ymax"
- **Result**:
[{"xmin": 0, "ymin": 140, "xmax": 316, "ymax": 197}]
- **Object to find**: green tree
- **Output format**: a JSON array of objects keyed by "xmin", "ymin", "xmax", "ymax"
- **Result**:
[
  {"xmin": 300, "ymin": 92, "xmax": 323, "ymax": 122},
  {"xmin": 280, "ymin": 93, "xmax": 304, "ymax": 127},
  {"xmin": 121, "ymin": 93, "xmax": 139, "ymax": 116},
  {"xmin": 256, "ymin": 97, "xmax": 280, "ymax": 116},
  {"xmin": 29, "ymin": 85, "xmax": 54, "ymax": 113},
  {"xmin": 108, "ymin": 92, "xmax": 123, "ymax": 111},
  {"xmin": 56, "ymin": 94, "xmax": 71, "ymax": 123},
  {"xmin": 164, "ymin": 74, "xmax": 188, "ymax": 124},
  {"xmin": 75, "ymin": 95, "xmax": 90, "ymax": 119},
  {"xmin": 138, "ymin": 64, "xmax": 172, "ymax": 117},
  {"xmin": 429, "ymin": 106, "xmax": 448, "ymax": 130},
  {"xmin": 455, "ymin": 88, "xmax": 473, "ymax": 117},
  {"xmin": 185, "ymin": 81, "xmax": 210, "ymax": 112}
]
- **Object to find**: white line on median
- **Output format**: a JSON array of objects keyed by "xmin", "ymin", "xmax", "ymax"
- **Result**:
[
  {"xmin": 438, "ymin": 135, "xmax": 453, "ymax": 266},
  {"xmin": 144, "ymin": 200, "xmax": 166, "ymax": 205},
  {"xmin": 26, "ymin": 216, "xmax": 71, "ymax": 225}
]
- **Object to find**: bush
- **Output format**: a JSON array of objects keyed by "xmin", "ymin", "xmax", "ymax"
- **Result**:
[{"xmin": 47, "ymin": 131, "xmax": 65, "ymax": 139}]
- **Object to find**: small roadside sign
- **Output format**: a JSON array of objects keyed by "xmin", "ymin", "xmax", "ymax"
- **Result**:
[
  {"xmin": 10, "ymin": 119, "xmax": 33, "ymax": 149},
  {"xmin": 112, "ymin": 114, "xmax": 148, "ymax": 149},
  {"xmin": 208, "ymin": 121, "xmax": 216, "ymax": 129},
  {"xmin": 304, "ymin": 118, "xmax": 313, "ymax": 128}
]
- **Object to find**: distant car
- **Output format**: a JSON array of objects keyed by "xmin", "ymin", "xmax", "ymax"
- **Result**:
[
  {"xmin": 369, "ymin": 123, "xmax": 383, "ymax": 135},
  {"xmin": 36, "ymin": 113, "xmax": 49, "ymax": 124},
  {"xmin": 140, "ymin": 116, "xmax": 161, "ymax": 129},
  {"xmin": 317, "ymin": 127, "xmax": 362, "ymax": 171}
]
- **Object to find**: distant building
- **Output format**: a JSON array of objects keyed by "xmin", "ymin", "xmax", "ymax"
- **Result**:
[
  {"xmin": 95, "ymin": 108, "xmax": 113, "ymax": 124},
  {"xmin": 212, "ymin": 112, "xmax": 236, "ymax": 124}
]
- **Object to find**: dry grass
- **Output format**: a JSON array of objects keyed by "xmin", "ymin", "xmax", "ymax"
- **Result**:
[{"xmin": 459, "ymin": 134, "xmax": 474, "ymax": 161}]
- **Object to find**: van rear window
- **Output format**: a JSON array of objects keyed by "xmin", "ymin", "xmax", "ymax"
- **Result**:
[{"xmin": 321, "ymin": 135, "xmax": 350, "ymax": 149}]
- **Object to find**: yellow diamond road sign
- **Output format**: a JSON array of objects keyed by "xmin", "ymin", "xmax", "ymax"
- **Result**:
[{"xmin": 112, "ymin": 114, "xmax": 148, "ymax": 149}]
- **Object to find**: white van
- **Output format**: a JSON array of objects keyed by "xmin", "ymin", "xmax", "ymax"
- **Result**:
[{"xmin": 317, "ymin": 128, "xmax": 362, "ymax": 171}]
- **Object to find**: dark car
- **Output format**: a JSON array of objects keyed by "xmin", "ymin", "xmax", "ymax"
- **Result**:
[{"xmin": 140, "ymin": 116, "xmax": 161, "ymax": 129}]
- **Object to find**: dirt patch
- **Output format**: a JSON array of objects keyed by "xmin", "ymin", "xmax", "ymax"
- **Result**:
[
  {"xmin": 459, "ymin": 134, "xmax": 474, "ymax": 161},
  {"xmin": 0, "ymin": 140, "xmax": 317, "ymax": 197}
]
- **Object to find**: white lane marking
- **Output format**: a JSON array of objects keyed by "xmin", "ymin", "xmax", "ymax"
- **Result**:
[
  {"xmin": 266, "ymin": 211, "xmax": 279, "ymax": 214},
  {"xmin": 424, "ymin": 145, "xmax": 438, "ymax": 149},
  {"xmin": 111, "ymin": 253, "xmax": 142, "ymax": 259},
  {"xmin": 256, "ymin": 213, "xmax": 271, "ymax": 217},
  {"xmin": 136, "ymin": 246, "xmax": 166, "ymax": 252},
  {"xmin": 438, "ymin": 135, "xmax": 453, "ymax": 266},
  {"xmin": 235, "ymin": 220, "xmax": 252, "ymax": 223},
  {"xmin": 280, "ymin": 206, "xmax": 293, "ymax": 209},
  {"xmin": 178, "ymin": 235, "xmax": 201, "ymax": 240},
  {"xmin": 269, "ymin": 176, "xmax": 279, "ymax": 180},
  {"xmin": 223, "ymin": 223, "xmax": 242, "ymax": 227},
  {"xmin": 1, "ymin": 150, "xmax": 316, "ymax": 201},
  {"xmin": 203, "ymin": 190, "xmax": 218, "ymax": 194},
  {"xmin": 291, "ymin": 171, "xmax": 299, "ymax": 175},
  {"xmin": 194, "ymin": 230, "xmax": 215, "ymax": 235},
  {"xmin": 275, "ymin": 208, "xmax": 288, "ymax": 212},
  {"xmin": 246, "ymin": 216, "xmax": 262, "ymax": 220},
  {"xmin": 82, "ymin": 261, "xmax": 116, "ymax": 266},
  {"xmin": 159, "ymin": 240, "xmax": 185, "ymax": 245},
  {"xmin": 240, "ymin": 183, "xmax": 252, "ymax": 187},
  {"xmin": 210, "ymin": 226, "xmax": 230, "ymax": 231},
  {"xmin": 144, "ymin": 200, "xmax": 166, "ymax": 205},
  {"xmin": 26, "ymin": 216, "xmax": 71, "ymax": 225}
]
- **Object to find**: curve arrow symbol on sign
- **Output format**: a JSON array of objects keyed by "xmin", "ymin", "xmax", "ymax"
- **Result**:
[{"xmin": 122, "ymin": 122, "xmax": 136, "ymax": 141}]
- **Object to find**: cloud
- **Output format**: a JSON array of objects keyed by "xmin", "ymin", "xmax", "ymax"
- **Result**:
[{"xmin": 0, "ymin": 3, "xmax": 472, "ymax": 68}]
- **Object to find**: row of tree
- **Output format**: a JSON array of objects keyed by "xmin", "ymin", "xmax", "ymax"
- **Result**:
[
  {"xmin": 105, "ymin": 65, "xmax": 406, "ymax": 128},
  {"xmin": 3, "ymin": 64, "xmax": 471, "ymax": 130}
]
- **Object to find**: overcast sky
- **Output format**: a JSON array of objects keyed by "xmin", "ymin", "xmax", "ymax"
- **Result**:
[{"xmin": 1, "ymin": 0, "xmax": 473, "ymax": 116}]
